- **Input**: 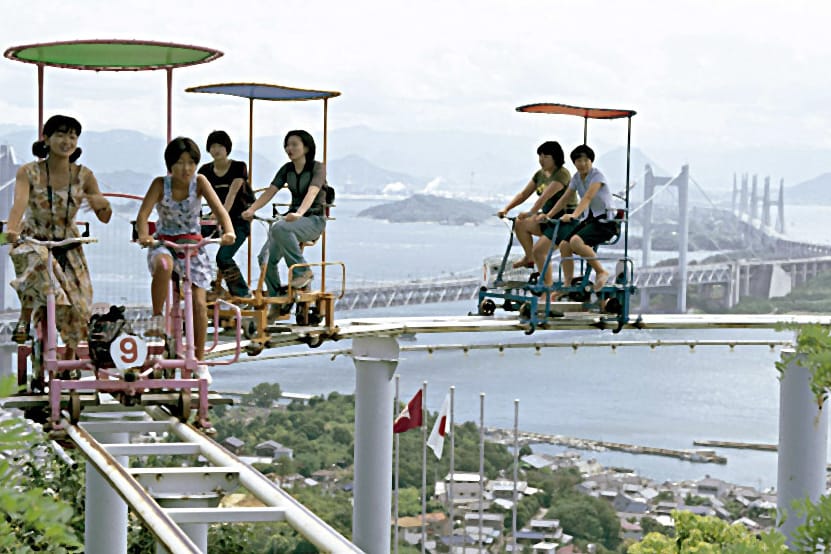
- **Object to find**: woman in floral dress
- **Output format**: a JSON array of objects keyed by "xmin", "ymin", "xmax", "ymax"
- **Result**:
[{"xmin": 5, "ymin": 115, "xmax": 112, "ymax": 359}]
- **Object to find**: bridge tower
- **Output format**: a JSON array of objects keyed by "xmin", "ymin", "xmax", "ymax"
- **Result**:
[
  {"xmin": 762, "ymin": 176, "xmax": 771, "ymax": 228},
  {"xmin": 0, "ymin": 145, "xmax": 18, "ymax": 378},
  {"xmin": 776, "ymin": 178, "xmax": 786, "ymax": 234},
  {"xmin": 750, "ymin": 175, "xmax": 759, "ymax": 222},
  {"xmin": 737, "ymin": 173, "xmax": 750, "ymax": 215},
  {"xmin": 639, "ymin": 164, "xmax": 690, "ymax": 313},
  {"xmin": 731, "ymin": 173, "xmax": 738, "ymax": 214},
  {"xmin": 0, "ymin": 145, "xmax": 18, "ymax": 311}
]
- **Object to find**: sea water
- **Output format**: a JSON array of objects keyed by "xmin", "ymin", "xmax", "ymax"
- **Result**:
[{"xmin": 78, "ymin": 198, "xmax": 831, "ymax": 489}]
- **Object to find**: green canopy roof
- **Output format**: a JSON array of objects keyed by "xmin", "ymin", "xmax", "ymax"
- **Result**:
[{"xmin": 4, "ymin": 39, "xmax": 222, "ymax": 71}]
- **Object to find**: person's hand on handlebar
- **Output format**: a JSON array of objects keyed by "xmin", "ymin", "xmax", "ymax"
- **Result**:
[
  {"xmin": 560, "ymin": 213, "xmax": 575, "ymax": 223},
  {"xmin": 497, "ymin": 208, "xmax": 508, "ymax": 219},
  {"xmin": 5, "ymin": 230, "xmax": 20, "ymax": 244},
  {"xmin": 241, "ymin": 208, "xmax": 254, "ymax": 221},
  {"xmin": 138, "ymin": 234, "xmax": 155, "ymax": 247},
  {"xmin": 220, "ymin": 231, "xmax": 236, "ymax": 246}
]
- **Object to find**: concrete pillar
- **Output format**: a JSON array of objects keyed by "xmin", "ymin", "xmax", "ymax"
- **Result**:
[
  {"xmin": 84, "ymin": 415, "xmax": 130, "ymax": 554},
  {"xmin": 731, "ymin": 173, "xmax": 737, "ymax": 214},
  {"xmin": 777, "ymin": 350, "xmax": 829, "ymax": 546},
  {"xmin": 676, "ymin": 165, "xmax": 689, "ymax": 314},
  {"xmin": 351, "ymin": 335, "xmax": 400, "ymax": 554},
  {"xmin": 750, "ymin": 175, "xmax": 758, "ymax": 222},
  {"xmin": 762, "ymin": 176, "xmax": 771, "ymax": 229}
]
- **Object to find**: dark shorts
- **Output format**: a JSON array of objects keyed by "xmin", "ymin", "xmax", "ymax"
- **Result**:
[
  {"xmin": 567, "ymin": 218, "xmax": 619, "ymax": 248},
  {"xmin": 541, "ymin": 220, "xmax": 580, "ymax": 245}
]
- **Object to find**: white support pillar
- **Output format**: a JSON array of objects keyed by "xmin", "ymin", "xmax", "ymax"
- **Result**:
[
  {"xmin": 84, "ymin": 415, "xmax": 130, "ymax": 554},
  {"xmin": 777, "ymin": 350, "xmax": 829, "ymax": 546},
  {"xmin": 0, "ymin": 342, "xmax": 16, "ymax": 380},
  {"xmin": 352, "ymin": 335, "xmax": 400, "ymax": 554},
  {"xmin": 154, "ymin": 496, "xmax": 219, "ymax": 554}
]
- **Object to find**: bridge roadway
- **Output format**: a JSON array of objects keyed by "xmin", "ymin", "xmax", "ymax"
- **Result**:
[{"xmin": 335, "ymin": 254, "xmax": 831, "ymax": 311}]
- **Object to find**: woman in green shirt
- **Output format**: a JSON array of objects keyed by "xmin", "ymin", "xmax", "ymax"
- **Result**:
[{"xmin": 497, "ymin": 141, "xmax": 574, "ymax": 277}]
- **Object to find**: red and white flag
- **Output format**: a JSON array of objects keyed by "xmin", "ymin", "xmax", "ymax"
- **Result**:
[
  {"xmin": 427, "ymin": 393, "xmax": 451, "ymax": 459},
  {"xmin": 393, "ymin": 389, "xmax": 423, "ymax": 433}
]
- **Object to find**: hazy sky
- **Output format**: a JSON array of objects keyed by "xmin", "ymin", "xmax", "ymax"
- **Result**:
[{"xmin": 1, "ymin": 0, "xmax": 829, "ymax": 187}]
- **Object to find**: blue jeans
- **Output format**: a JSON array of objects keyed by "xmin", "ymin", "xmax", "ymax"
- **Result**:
[
  {"xmin": 257, "ymin": 215, "xmax": 325, "ymax": 296},
  {"xmin": 216, "ymin": 220, "xmax": 250, "ymax": 272}
]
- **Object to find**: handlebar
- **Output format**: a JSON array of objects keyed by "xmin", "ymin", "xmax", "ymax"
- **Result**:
[
  {"xmin": 21, "ymin": 236, "xmax": 98, "ymax": 248},
  {"xmin": 252, "ymin": 214, "xmax": 284, "ymax": 224},
  {"xmin": 141, "ymin": 237, "xmax": 221, "ymax": 250}
]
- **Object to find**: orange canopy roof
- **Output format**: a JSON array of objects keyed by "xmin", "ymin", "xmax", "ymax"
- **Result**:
[{"xmin": 516, "ymin": 103, "xmax": 635, "ymax": 119}]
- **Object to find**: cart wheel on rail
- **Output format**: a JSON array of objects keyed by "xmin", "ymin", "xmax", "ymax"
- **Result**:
[
  {"xmin": 301, "ymin": 334, "xmax": 324, "ymax": 348},
  {"xmin": 307, "ymin": 306, "xmax": 322, "ymax": 326},
  {"xmin": 604, "ymin": 296, "xmax": 623, "ymax": 315},
  {"xmin": 296, "ymin": 303, "xmax": 310, "ymax": 326},
  {"xmin": 68, "ymin": 391, "xmax": 81, "ymax": 425},
  {"xmin": 570, "ymin": 278, "xmax": 591, "ymax": 303},
  {"xmin": 175, "ymin": 389, "xmax": 191, "ymax": 422},
  {"xmin": 478, "ymin": 298, "xmax": 496, "ymax": 316},
  {"xmin": 519, "ymin": 301, "xmax": 532, "ymax": 320},
  {"xmin": 503, "ymin": 299, "xmax": 516, "ymax": 311},
  {"xmin": 243, "ymin": 318, "xmax": 257, "ymax": 340},
  {"xmin": 245, "ymin": 342, "xmax": 264, "ymax": 357}
]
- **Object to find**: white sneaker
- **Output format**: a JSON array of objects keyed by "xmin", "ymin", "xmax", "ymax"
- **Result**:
[{"xmin": 196, "ymin": 364, "xmax": 213, "ymax": 385}]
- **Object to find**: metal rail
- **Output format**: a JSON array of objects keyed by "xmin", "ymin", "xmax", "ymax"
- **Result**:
[
  {"xmin": 144, "ymin": 407, "xmax": 364, "ymax": 553},
  {"xmin": 226, "ymin": 337, "xmax": 794, "ymax": 364},
  {"xmin": 65, "ymin": 420, "xmax": 202, "ymax": 554},
  {"xmin": 64, "ymin": 410, "xmax": 363, "ymax": 554}
]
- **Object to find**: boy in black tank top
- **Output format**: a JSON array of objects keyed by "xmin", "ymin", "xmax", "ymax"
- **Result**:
[{"xmin": 198, "ymin": 130, "xmax": 255, "ymax": 297}]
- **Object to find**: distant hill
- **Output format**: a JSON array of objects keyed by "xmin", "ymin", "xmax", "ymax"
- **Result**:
[
  {"xmin": 786, "ymin": 172, "xmax": 831, "ymax": 205},
  {"xmin": 357, "ymin": 193, "xmax": 497, "ymax": 225},
  {"xmin": 326, "ymin": 154, "xmax": 425, "ymax": 195},
  {"xmin": 96, "ymin": 169, "xmax": 154, "ymax": 197}
]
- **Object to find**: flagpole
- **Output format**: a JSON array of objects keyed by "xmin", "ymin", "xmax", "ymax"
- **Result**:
[
  {"xmin": 478, "ymin": 392, "xmax": 485, "ymax": 554},
  {"xmin": 449, "ymin": 386, "xmax": 455, "ymax": 545},
  {"xmin": 421, "ymin": 381, "xmax": 428, "ymax": 554},
  {"xmin": 394, "ymin": 375, "xmax": 400, "ymax": 554},
  {"xmin": 512, "ymin": 398, "xmax": 519, "ymax": 553}
]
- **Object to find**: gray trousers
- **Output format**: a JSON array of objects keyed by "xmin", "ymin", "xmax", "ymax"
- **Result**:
[{"xmin": 257, "ymin": 215, "xmax": 325, "ymax": 296}]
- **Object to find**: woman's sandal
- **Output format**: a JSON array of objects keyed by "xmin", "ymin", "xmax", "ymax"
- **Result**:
[{"xmin": 12, "ymin": 320, "xmax": 30, "ymax": 344}]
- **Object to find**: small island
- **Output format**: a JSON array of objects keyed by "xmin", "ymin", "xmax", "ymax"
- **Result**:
[{"xmin": 357, "ymin": 193, "xmax": 496, "ymax": 225}]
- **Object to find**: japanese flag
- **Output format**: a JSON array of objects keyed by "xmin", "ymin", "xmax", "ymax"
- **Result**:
[{"xmin": 427, "ymin": 393, "xmax": 451, "ymax": 459}]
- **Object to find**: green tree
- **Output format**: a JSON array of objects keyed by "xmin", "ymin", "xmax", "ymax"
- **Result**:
[
  {"xmin": 0, "ymin": 376, "xmax": 82, "ymax": 553},
  {"xmin": 639, "ymin": 516, "xmax": 673, "ymax": 538},
  {"xmin": 249, "ymin": 382, "xmax": 282, "ymax": 407},
  {"xmin": 548, "ymin": 494, "xmax": 621, "ymax": 550},
  {"xmin": 627, "ymin": 510, "xmax": 787, "ymax": 553}
]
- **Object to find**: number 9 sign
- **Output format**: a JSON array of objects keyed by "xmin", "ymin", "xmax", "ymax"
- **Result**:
[{"xmin": 110, "ymin": 334, "xmax": 148, "ymax": 371}]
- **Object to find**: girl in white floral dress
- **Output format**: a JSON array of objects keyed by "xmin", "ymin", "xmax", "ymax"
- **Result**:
[
  {"xmin": 135, "ymin": 137, "xmax": 235, "ymax": 383},
  {"xmin": 5, "ymin": 115, "xmax": 112, "ymax": 360}
]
